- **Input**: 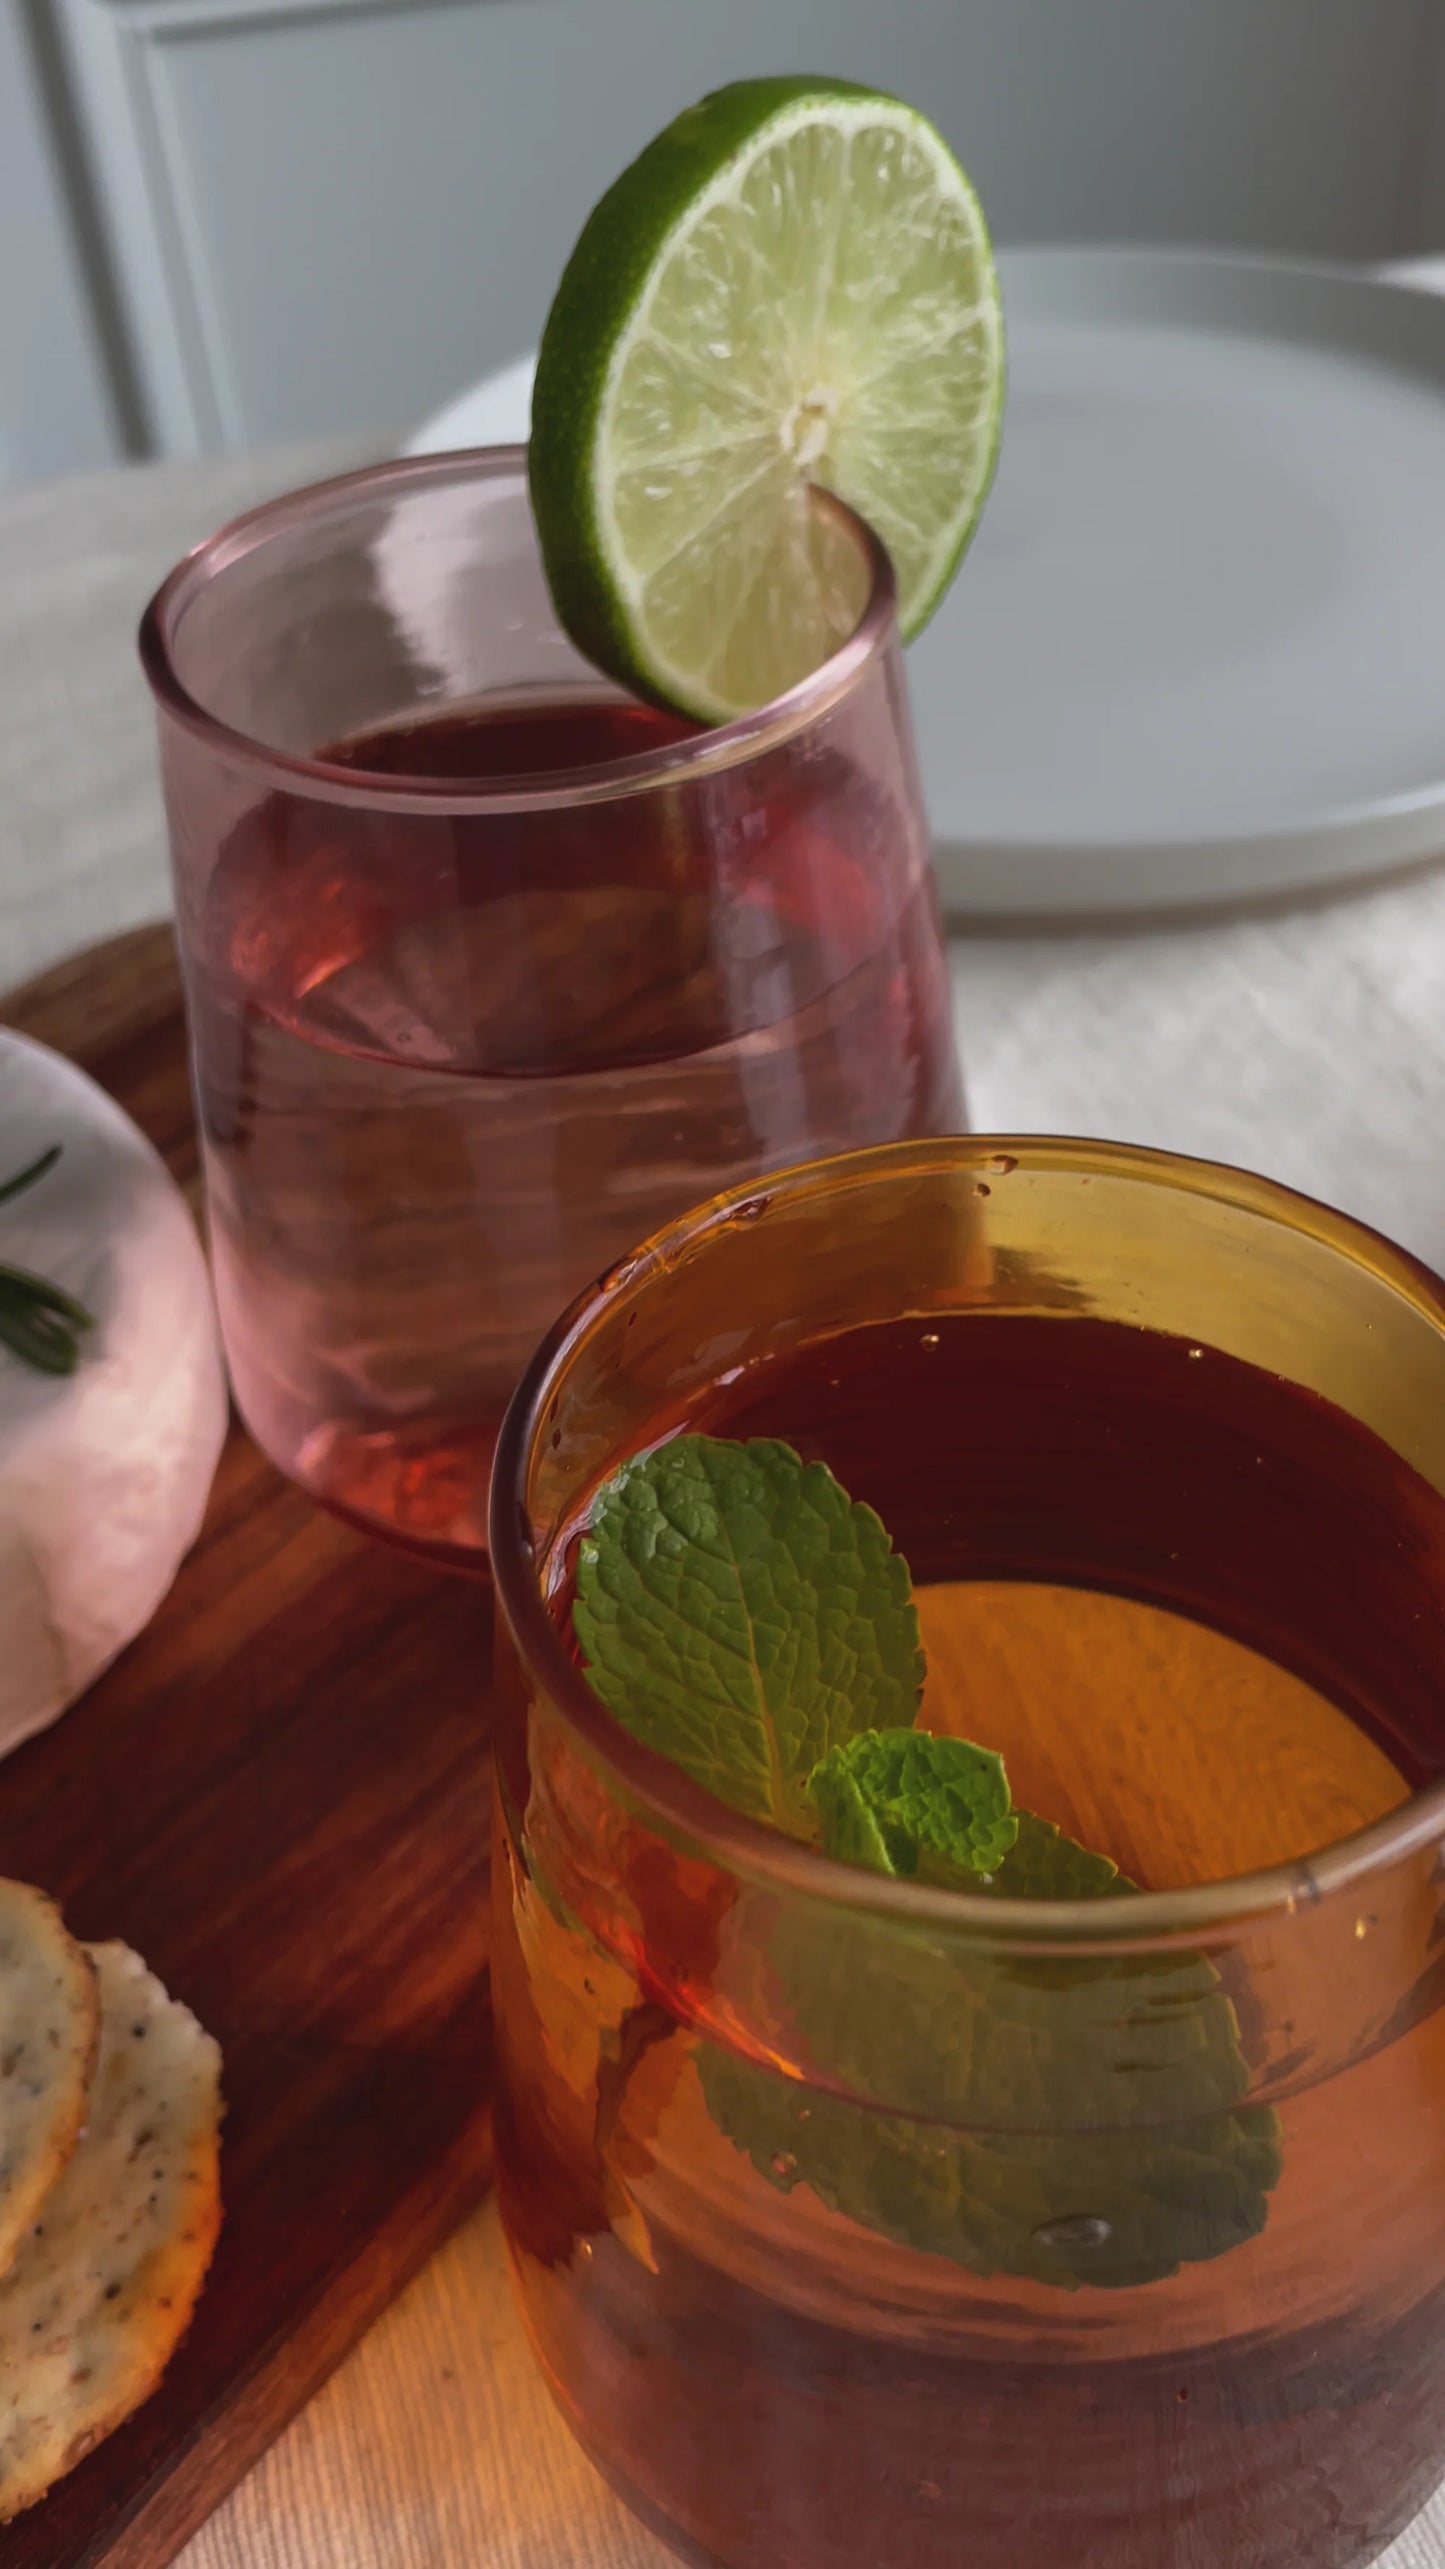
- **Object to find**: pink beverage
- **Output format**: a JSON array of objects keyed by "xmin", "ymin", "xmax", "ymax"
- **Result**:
[{"xmin": 143, "ymin": 455, "xmax": 963, "ymax": 1569}]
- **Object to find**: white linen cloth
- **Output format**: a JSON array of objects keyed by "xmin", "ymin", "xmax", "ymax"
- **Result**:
[{"xmin": 954, "ymin": 865, "xmax": 1445, "ymax": 1274}]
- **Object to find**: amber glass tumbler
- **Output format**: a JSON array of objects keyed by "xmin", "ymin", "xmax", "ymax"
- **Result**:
[{"xmin": 490, "ymin": 1136, "xmax": 1445, "ymax": 2569}]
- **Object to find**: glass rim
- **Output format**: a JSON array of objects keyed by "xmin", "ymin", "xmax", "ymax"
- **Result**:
[
  {"xmin": 136, "ymin": 444, "xmax": 899, "ymax": 815},
  {"xmin": 490, "ymin": 1132, "xmax": 1445, "ymax": 1954}
]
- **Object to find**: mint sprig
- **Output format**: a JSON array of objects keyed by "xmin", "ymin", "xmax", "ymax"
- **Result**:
[
  {"xmin": 574, "ymin": 1435, "xmax": 922, "ymax": 1834},
  {"xmin": 573, "ymin": 1433, "xmax": 1282, "ymax": 2288}
]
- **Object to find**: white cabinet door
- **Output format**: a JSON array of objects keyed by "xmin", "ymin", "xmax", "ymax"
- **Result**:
[
  {"xmin": 52, "ymin": 0, "xmax": 1445, "ymax": 460},
  {"xmin": 0, "ymin": 7, "xmax": 130, "ymax": 481}
]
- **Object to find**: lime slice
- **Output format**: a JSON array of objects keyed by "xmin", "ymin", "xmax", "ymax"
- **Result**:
[{"xmin": 528, "ymin": 75, "xmax": 1004, "ymax": 723}]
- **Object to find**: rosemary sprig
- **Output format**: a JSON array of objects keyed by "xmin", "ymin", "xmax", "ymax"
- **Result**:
[
  {"xmin": 0, "ymin": 1145, "xmax": 61, "ymax": 1208},
  {"xmin": 0, "ymin": 1147, "xmax": 95, "ymax": 1376}
]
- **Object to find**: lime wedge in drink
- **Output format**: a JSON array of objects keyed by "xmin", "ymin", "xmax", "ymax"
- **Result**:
[{"xmin": 528, "ymin": 75, "xmax": 1004, "ymax": 722}]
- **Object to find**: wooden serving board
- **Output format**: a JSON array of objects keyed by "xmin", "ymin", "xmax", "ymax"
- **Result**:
[{"xmin": 0, "ymin": 926, "xmax": 494, "ymax": 2568}]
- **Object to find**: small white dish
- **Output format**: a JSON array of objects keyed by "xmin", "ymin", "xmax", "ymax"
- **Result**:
[{"xmin": 408, "ymin": 249, "xmax": 1445, "ymax": 916}]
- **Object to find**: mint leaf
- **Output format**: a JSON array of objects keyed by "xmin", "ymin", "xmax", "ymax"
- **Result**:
[
  {"xmin": 574, "ymin": 1436, "xmax": 922, "ymax": 1832},
  {"xmin": 806, "ymin": 1756, "xmax": 898, "ymax": 1873},
  {"xmin": 978, "ymin": 1808, "xmax": 1124, "ymax": 1901},
  {"xmin": 699, "ymin": 2043, "xmax": 1281, "ymax": 2291},
  {"xmin": 699, "ymin": 1813, "xmax": 1281, "ymax": 2289},
  {"xmin": 810, "ymin": 1729, "xmax": 1017, "ymax": 1878}
]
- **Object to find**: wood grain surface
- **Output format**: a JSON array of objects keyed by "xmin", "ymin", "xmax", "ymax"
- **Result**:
[
  {"xmin": 0, "ymin": 925, "xmax": 495, "ymax": 2568},
  {"xmin": 176, "ymin": 2193, "xmax": 674, "ymax": 2569}
]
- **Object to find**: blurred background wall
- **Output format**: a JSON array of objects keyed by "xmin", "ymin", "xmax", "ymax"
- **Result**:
[{"xmin": 5, "ymin": 0, "xmax": 1445, "ymax": 486}]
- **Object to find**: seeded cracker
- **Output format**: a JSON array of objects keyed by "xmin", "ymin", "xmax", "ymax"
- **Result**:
[
  {"xmin": 0, "ymin": 1882, "xmax": 97, "ymax": 2281},
  {"xmin": 0, "ymin": 1941, "xmax": 222, "ymax": 2519}
]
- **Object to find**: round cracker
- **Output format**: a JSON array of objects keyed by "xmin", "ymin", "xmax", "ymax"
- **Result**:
[
  {"xmin": 0, "ymin": 1940, "xmax": 222, "ymax": 2519},
  {"xmin": 0, "ymin": 1881, "xmax": 97, "ymax": 2281}
]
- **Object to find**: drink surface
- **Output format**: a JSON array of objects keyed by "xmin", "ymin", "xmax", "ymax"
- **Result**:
[
  {"xmin": 495, "ymin": 1310, "xmax": 1445, "ymax": 2569},
  {"xmin": 693, "ymin": 1311, "xmax": 1443, "ymax": 1875},
  {"xmin": 324, "ymin": 692, "xmax": 698, "ymax": 780},
  {"xmin": 189, "ymin": 694, "xmax": 961, "ymax": 1566}
]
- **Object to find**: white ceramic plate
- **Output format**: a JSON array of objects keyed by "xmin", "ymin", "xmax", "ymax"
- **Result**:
[{"xmin": 407, "ymin": 249, "xmax": 1445, "ymax": 915}]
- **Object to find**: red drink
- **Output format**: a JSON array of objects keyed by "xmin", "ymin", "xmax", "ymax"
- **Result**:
[
  {"xmin": 489, "ymin": 1140, "xmax": 1445, "ymax": 2569},
  {"xmin": 145, "ymin": 454, "xmax": 958, "ymax": 1568},
  {"xmin": 192, "ymin": 695, "xmax": 959, "ymax": 1566}
]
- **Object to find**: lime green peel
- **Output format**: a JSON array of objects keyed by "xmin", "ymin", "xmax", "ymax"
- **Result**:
[{"xmin": 528, "ymin": 76, "xmax": 1005, "ymax": 723}]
